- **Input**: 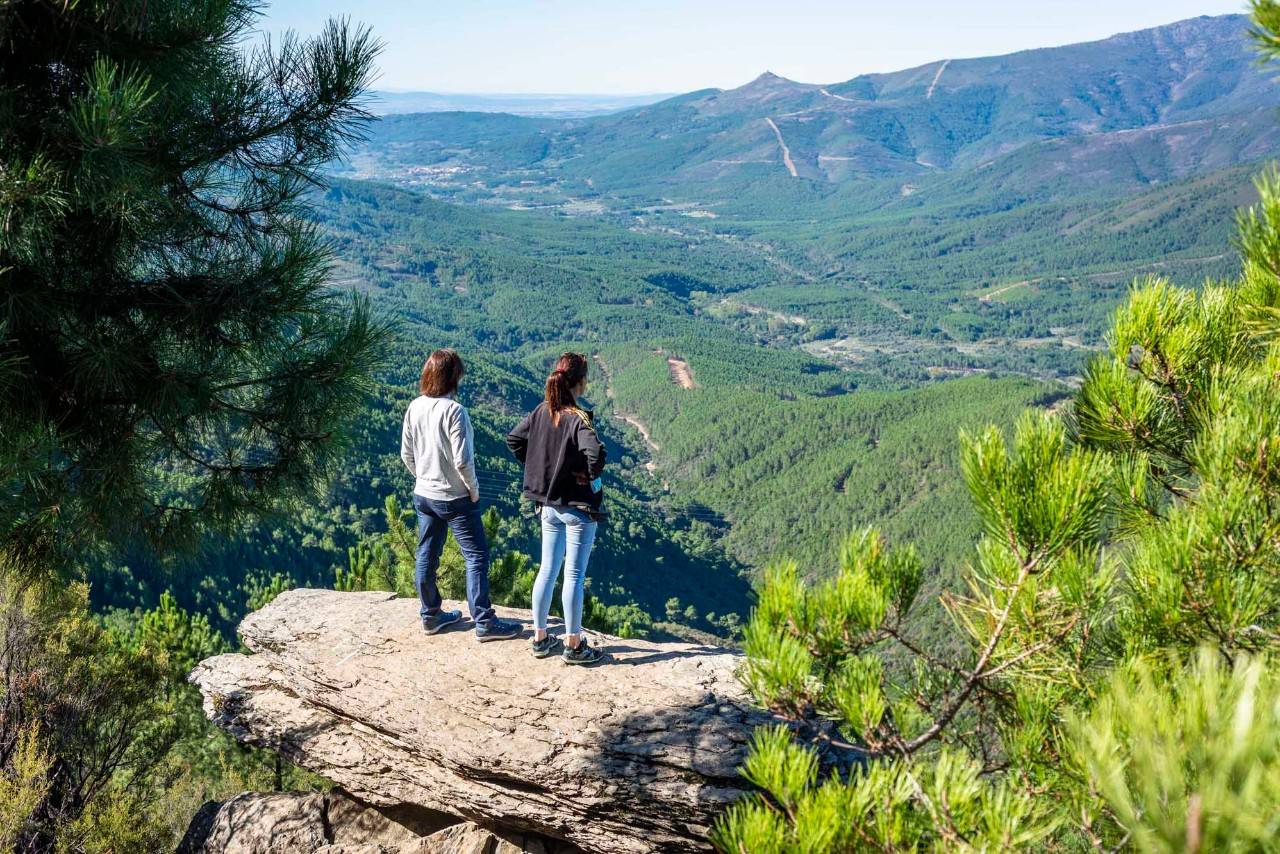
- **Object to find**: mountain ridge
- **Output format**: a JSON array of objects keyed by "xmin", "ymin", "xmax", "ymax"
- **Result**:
[
  {"xmin": 341, "ymin": 13, "xmax": 1279, "ymax": 201},
  {"xmin": 698, "ymin": 14, "xmax": 1252, "ymax": 99}
]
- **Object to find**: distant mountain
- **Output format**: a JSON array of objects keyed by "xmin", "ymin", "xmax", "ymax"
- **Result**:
[
  {"xmin": 557, "ymin": 14, "xmax": 1280, "ymax": 185},
  {"xmin": 368, "ymin": 90, "xmax": 674, "ymax": 118},
  {"xmin": 344, "ymin": 15, "xmax": 1280, "ymax": 204}
]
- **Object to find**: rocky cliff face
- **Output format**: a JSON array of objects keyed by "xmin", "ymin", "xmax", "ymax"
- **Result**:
[{"xmin": 190, "ymin": 590, "xmax": 767, "ymax": 853}]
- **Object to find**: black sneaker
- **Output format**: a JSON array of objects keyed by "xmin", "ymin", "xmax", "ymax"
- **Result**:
[
  {"xmin": 530, "ymin": 635, "xmax": 564, "ymax": 658},
  {"xmin": 563, "ymin": 638, "xmax": 606, "ymax": 666},
  {"xmin": 475, "ymin": 618, "xmax": 522, "ymax": 642},
  {"xmin": 422, "ymin": 609, "xmax": 463, "ymax": 635}
]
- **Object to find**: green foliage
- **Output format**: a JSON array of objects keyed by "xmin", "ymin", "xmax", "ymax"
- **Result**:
[
  {"xmin": 583, "ymin": 596, "xmax": 653, "ymax": 639},
  {"xmin": 490, "ymin": 549, "xmax": 536, "ymax": 609},
  {"xmin": 1071, "ymin": 648, "xmax": 1280, "ymax": 852},
  {"xmin": 599, "ymin": 337, "xmax": 1052, "ymax": 579},
  {"xmin": 0, "ymin": 577, "xmax": 176, "ymax": 850},
  {"xmin": 0, "ymin": 0, "xmax": 386, "ymax": 573},
  {"xmin": 665, "ymin": 597, "xmax": 684, "ymax": 621},
  {"xmin": 714, "ymin": 742, "xmax": 1053, "ymax": 852},
  {"xmin": 336, "ymin": 538, "xmax": 397, "ymax": 593},
  {"xmin": 243, "ymin": 572, "xmax": 293, "ymax": 613},
  {"xmin": 0, "ymin": 725, "xmax": 50, "ymax": 851},
  {"xmin": 741, "ymin": 531, "xmax": 924, "ymax": 740},
  {"xmin": 0, "ymin": 572, "xmax": 327, "ymax": 852},
  {"xmin": 719, "ymin": 27, "xmax": 1280, "ymax": 843}
]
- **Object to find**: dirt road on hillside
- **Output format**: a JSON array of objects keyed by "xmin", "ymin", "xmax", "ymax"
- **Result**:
[
  {"xmin": 764, "ymin": 117, "xmax": 799, "ymax": 177},
  {"xmin": 819, "ymin": 87, "xmax": 855, "ymax": 102},
  {"xmin": 591, "ymin": 354, "xmax": 659, "ymax": 473},
  {"xmin": 926, "ymin": 60, "xmax": 950, "ymax": 99}
]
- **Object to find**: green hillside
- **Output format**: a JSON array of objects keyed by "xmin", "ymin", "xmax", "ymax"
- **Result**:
[
  {"xmin": 94, "ymin": 177, "xmax": 1065, "ymax": 639},
  {"xmin": 331, "ymin": 15, "xmax": 1276, "ymax": 392}
]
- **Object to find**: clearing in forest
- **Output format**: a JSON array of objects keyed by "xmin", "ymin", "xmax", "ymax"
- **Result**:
[
  {"xmin": 978, "ymin": 279, "xmax": 1034, "ymax": 303},
  {"xmin": 668, "ymin": 357, "xmax": 696, "ymax": 389}
]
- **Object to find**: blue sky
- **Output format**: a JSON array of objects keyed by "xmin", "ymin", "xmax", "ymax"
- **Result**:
[{"xmin": 259, "ymin": 0, "xmax": 1248, "ymax": 94}]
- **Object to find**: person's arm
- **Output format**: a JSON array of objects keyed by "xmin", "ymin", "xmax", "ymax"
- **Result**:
[
  {"xmin": 449, "ymin": 404, "xmax": 481, "ymax": 503},
  {"xmin": 576, "ymin": 416, "xmax": 607, "ymax": 478},
  {"xmin": 400, "ymin": 404, "xmax": 416, "ymax": 475},
  {"xmin": 506, "ymin": 412, "xmax": 532, "ymax": 463}
]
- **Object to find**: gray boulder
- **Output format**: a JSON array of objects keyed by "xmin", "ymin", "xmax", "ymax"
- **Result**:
[{"xmin": 190, "ymin": 590, "xmax": 767, "ymax": 853}]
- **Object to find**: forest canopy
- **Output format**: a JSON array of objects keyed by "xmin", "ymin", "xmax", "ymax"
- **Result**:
[{"xmin": 712, "ymin": 6, "xmax": 1280, "ymax": 849}]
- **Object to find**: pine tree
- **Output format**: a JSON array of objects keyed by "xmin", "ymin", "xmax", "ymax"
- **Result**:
[
  {"xmin": 714, "ymin": 5, "xmax": 1280, "ymax": 850},
  {"xmin": 0, "ymin": 0, "xmax": 387, "ymax": 573}
]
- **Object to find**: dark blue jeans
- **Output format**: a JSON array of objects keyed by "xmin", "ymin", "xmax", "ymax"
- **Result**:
[{"xmin": 412, "ymin": 494, "xmax": 497, "ymax": 627}]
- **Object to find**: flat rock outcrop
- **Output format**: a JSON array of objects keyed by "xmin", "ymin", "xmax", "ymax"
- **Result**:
[{"xmin": 191, "ymin": 590, "xmax": 767, "ymax": 853}]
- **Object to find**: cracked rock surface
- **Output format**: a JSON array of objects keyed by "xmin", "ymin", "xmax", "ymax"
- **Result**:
[
  {"xmin": 178, "ymin": 789, "xmax": 565, "ymax": 853},
  {"xmin": 191, "ymin": 590, "xmax": 765, "ymax": 853}
]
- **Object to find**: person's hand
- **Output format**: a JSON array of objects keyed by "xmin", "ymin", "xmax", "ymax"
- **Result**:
[
  {"xmin": 469, "ymin": 489, "xmax": 481, "ymax": 504},
  {"xmin": 573, "ymin": 471, "xmax": 591, "ymax": 485}
]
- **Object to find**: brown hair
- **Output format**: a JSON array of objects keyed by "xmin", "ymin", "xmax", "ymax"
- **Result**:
[
  {"xmin": 419, "ymin": 348, "xmax": 465, "ymax": 397},
  {"xmin": 545, "ymin": 352, "xmax": 588, "ymax": 425}
]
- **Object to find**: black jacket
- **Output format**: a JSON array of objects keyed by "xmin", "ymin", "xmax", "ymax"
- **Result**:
[{"xmin": 506, "ymin": 402, "xmax": 607, "ymax": 514}]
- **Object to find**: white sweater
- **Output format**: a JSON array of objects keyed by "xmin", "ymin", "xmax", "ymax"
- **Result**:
[{"xmin": 400, "ymin": 395, "xmax": 480, "ymax": 502}]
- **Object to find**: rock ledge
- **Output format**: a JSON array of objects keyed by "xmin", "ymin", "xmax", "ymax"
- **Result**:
[{"xmin": 191, "ymin": 590, "xmax": 766, "ymax": 853}]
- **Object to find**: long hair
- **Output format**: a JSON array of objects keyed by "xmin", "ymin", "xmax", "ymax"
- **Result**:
[
  {"xmin": 420, "ymin": 348, "xmax": 464, "ymax": 397},
  {"xmin": 545, "ymin": 352, "xmax": 589, "ymax": 425}
]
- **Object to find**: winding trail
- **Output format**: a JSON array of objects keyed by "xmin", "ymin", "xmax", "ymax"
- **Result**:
[
  {"xmin": 926, "ymin": 59, "xmax": 950, "ymax": 99},
  {"xmin": 764, "ymin": 117, "xmax": 799, "ymax": 177},
  {"xmin": 591, "ymin": 354, "xmax": 659, "ymax": 473}
]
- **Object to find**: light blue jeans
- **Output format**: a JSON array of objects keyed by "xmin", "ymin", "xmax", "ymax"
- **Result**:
[{"xmin": 533, "ymin": 505, "xmax": 598, "ymax": 635}]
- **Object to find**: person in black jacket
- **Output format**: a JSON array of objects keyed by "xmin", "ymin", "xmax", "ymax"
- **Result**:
[{"xmin": 507, "ymin": 353, "xmax": 608, "ymax": 665}]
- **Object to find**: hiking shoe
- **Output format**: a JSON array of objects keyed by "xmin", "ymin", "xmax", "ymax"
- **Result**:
[
  {"xmin": 563, "ymin": 638, "xmax": 606, "ymax": 666},
  {"xmin": 422, "ymin": 609, "xmax": 463, "ymax": 635},
  {"xmin": 530, "ymin": 635, "xmax": 564, "ymax": 659},
  {"xmin": 475, "ymin": 618, "xmax": 522, "ymax": 642}
]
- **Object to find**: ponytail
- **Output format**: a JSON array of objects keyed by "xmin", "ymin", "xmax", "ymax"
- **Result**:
[{"xmin": 545, "ymin": 352, "xmax": 589, "ymax": 426}]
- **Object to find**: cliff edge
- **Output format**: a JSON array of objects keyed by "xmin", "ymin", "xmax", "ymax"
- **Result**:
[{"xmin": 190, "ymin": 589, "xmax": 766, "ymax": 853}]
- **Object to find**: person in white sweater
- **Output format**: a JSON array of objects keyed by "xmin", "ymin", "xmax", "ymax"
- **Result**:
[{"xmin": 400, "ymin": 349, "xmax": 520, "ymax": 641}]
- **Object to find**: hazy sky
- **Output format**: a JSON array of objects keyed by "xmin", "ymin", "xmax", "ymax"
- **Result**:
[{"xmin": 259, "ymin": 0, "xmax": 1248, "ymax": 94}]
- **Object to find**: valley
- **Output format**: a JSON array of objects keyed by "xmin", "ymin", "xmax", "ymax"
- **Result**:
[
  {"xmin": 334, "ymin": 16, "xmax": 1273, "ymax": 390},
  {"xmin": 99, "ymin": 14, "xmax": 1280, "ymax": 644}
]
